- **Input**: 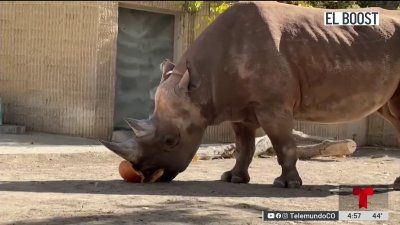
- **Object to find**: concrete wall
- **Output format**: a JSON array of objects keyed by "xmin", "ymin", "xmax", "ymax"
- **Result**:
[
  {"xmin": 367, "ymin": 113, "xmax": 398, "ymax": 146},
  {"xmin": 0, "ymin": 1, "xmax": 193, "ymax": 140},
  {"xmin": 0, "ymin": 1, "xmax": 118, "ymax": 139}
]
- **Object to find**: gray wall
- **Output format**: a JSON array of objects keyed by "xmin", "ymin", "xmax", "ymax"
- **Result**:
[{"xmin": 114, "ymin": 8, "xmax": 175, "ymax": 130}]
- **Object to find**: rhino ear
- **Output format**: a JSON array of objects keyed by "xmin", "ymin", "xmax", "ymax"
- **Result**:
[
  {"xmin": 178, "ymin": 60, "xmax": 201, "ymax": 92},
  {"xmin": 160, "ymin": 59, "xmax": 175, "ymax": 82}
]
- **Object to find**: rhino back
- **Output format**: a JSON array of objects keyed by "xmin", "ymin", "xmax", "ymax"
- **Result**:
[
  {"xmin": 260, "ymin": 3, "xmax": 400, "ymax": 122},
  {"xmin": 180, "ymin": 2, "xmax": 400, "ymax": 124}
]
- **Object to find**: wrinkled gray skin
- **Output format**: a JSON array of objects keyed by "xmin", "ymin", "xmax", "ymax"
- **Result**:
[{"xmin": 101, "ymin": 2, "xmax": 400, "ymax": 189}]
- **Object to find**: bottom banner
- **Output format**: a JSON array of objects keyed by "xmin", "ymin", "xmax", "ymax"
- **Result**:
[
  {"xmin": 339, "ymin": 211, "xmax": 389, "ymax": 221},
  {"xmin": 262, "ymin": 211, "xmax": 389, "ymax": 221},
  {"xmin": 262, "ymin": 211, "xmax": 338, "ymax": 221}
]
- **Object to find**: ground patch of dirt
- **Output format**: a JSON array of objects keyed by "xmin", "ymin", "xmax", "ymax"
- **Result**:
[{"xmin": 0, "ymin": 147, "xmax": 398, "ymax": 225}]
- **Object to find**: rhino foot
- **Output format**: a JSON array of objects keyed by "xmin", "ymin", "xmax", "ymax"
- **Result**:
[
  {"xmin": 273, "ymin": 168, "xmax": 302, "ymax": 188},
  {"xmin": 394, "ymin": 177, "xmax": 400, "ymax": 190},
  {"xmin": 221, "ymin": 170, "xmax": 250, "ymax": 183}
]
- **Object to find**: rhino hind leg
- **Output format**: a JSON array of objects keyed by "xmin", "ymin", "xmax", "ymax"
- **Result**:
[
  {"xmin": 220, "ymin": 122, "xmax": 257, "ymax": 183},
  {"xmin": 256, "ymin": 109, "xmax": 302, "ymax": 188},
  {"xmin": 376, "ymin": 87, "xmax": 400, "ymax": 190}
]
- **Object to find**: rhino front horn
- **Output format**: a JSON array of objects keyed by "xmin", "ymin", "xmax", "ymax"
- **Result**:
[
  {"xmin": 125, "ymin": 118, "xmax": 154, "ymax": 138},
  {"xmin": 99, "ymin": 139, "xmax": 139, "ymax": 162}
]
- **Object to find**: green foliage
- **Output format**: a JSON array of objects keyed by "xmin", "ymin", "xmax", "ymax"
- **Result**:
[
  {"xmin": 182, "ymin": 1, "xmax": 235, "ymax": 25},
  {"xmin": 183, "ymin": 1, "xmax": 400, "ymax": 15},
  {"xmin": 184, "ymin": 1, "xmax": 400, "ymax": 32},
  {"xmin": 281, "ymin": 1, "xmax": 400, "ymax": 9},
  {"xmin": 182, "ymin": 1, "xmax": 204, "ymax": 14},
  {"xmin": 210, "ymin": 1, "xmax": 233, "ymax": 14},
  {"xmin": 182, "ymin": 1, "xmax": 234, "ymax": 15},
  {"xmin": 207, "ymin": 1, "xmax": 235, "ymax": 24},
  {"xmin": 357, "ymin": 1, "xmax": 400, "ymax": 10},
  {"xmin": 280, "ymin": 1, "xmax": 360, "ymax": 9}
]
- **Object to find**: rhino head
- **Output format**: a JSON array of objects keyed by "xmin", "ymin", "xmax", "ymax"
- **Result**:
[{"xmin": 100, "ymin": 59, "xmax": 207, "ymax": 182}]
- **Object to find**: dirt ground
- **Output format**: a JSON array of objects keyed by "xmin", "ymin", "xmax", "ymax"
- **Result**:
[{"xmin": 0, "ymin": 133, "xmax": 399, "ymax": 225}]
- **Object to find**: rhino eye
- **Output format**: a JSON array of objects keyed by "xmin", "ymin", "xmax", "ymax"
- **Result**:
[{"xmin": 164, "ymin": 135, "xmax": 180, "ymax": 148}]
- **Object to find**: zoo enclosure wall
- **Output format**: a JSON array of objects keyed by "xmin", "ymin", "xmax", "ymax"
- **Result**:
[{"xmin": 0, "ymin": 1, "xmax": 397, "ymax": 147}]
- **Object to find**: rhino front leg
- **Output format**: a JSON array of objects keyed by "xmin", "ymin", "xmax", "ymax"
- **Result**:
[
  {"xmin": 257, "ymin": 110, "xmax": 302, "ymax": 188},
  {"xmin": 221, "ymin": 122, "xmax": 257, "ymax": 183}
]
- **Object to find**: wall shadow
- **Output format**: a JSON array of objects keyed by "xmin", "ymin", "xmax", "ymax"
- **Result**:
[{"xmin": 351, "ymin": 147, "xmax": 400, "ymax": 159}]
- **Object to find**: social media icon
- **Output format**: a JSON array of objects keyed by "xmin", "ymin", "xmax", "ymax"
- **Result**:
[
  {"xmin": 282, "ymin": 213, "xmax": 289, "ymax": 219},
  {"xmin": 267, "ymin": 213, "xmax": 275, "ymax": 219},
  {"xmin": 276, "ymin": 213, "xmax": 282, "ymax": 219}
]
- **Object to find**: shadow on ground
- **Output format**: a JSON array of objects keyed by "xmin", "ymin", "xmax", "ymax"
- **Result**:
[
  {"xmin": 5, "ymin": 199, "xmax": 260, "ymax": 225},
  {"xmin": 1, "ymin": 179, "xmax": 395, "ymax": 198},
  {"xmin": 351, "ymin": 147, "xmax": 400, "ymax": 159}
]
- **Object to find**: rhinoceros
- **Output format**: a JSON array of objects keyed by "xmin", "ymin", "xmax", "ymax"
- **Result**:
[{"xmin": 101, "ymin": 1, "xmax": 400, "ymax": 189}]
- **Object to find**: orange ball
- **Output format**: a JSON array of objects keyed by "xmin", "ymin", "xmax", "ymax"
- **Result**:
[
  {"xmin": 192, "ymin": 154, "xmax": 199, "ymax": 162},
  {"xmin": 118, "ymin": 160, "xmax": 143, "ymax": 183}
]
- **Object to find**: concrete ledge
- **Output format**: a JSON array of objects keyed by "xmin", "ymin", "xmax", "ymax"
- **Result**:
[{"xmin": 0, "ymin": 125, "xmax": 26, "ymax": 134}]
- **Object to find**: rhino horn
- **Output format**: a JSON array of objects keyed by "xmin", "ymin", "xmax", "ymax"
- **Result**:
[
  {"xmin": 125, "ymin": 118, "xmax": 154, "ymax": 138},
  {"xmin": 99, "ymin": 138, "xmax": 139, "ymax": 162}
]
